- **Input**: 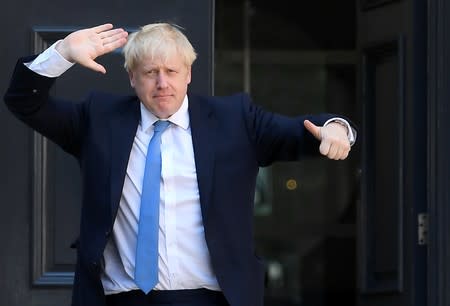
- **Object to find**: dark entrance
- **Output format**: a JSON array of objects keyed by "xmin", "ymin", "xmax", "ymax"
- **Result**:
[{"xmin": 214, "ymin": 1, "xmax": 427, "ymax": 306}]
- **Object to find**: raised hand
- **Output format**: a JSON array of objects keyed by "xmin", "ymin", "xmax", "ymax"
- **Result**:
[
  {"xmin": 304, "ymin": 119, "xmax": 351, "ymax": 160},
  {"xmin": 55, "ymin": 23, "xmax": 128, "ymax": 74}
]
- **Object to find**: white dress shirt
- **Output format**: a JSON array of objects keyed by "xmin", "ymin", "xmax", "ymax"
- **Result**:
[
  {"xmin": 27, "ymin": 42, "xmax": 220, "ymax": 294},
  {"xmin": 101, "ymin": 97, "xmax": 220, "ymax": 294}
]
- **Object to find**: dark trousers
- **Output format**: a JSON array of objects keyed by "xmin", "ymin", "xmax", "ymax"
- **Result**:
[{"xmin": 105, "ymin": 288, "xmax": 230, "ymax": 306}]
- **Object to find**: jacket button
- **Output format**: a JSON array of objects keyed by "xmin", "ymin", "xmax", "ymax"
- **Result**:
[{"xmin": 90, "ymin": 261, "xmax": 101, "ymax": 274}]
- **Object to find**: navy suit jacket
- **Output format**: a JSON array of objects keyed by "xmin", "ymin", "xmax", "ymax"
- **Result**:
[{"xmin": 5, "ymin": 57, "xmax": 339, "ymax": 306}]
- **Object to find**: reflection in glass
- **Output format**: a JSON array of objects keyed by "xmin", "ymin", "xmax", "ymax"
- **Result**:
[{"xmin": 215, "ymin": 1, "xmax": 360, "ymax": 305}]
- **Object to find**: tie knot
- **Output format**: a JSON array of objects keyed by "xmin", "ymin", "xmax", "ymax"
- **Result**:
[{"xmin": 153, "ymin": 120, "xmax": 170, "ymax": 133}]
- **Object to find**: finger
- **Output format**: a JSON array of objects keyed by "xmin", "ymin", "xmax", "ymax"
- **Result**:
[
  {"xmin": 100, "ymin": 28, "xmax": 127, "ymax": 40},
  {"xmin": 319, "ymin": 140, "xmax": 330, "ymax": 156},
  {"xmin": 101, "ymin": 31, "xmax": 128, "ymax": 48},
  {"xmin": 93, "ymin": 23, "xmax": 114, "ymax": 34},
  {"xmin": 338, "ymin": 150, "xmax": 344, "ymax": 160},
  {"xmin": 327, "ymin": 144, "xmax": 339, "ymax": 159},
  {"xmin": 342, "ymin": 145, "xmax": 351, "ymax": 160},
  {"xmin": 334, "ymin": 147, "xmax": 344, "ymax": 160},
  {"xmin": 304, "ymin": 120, "xmax": 321, "ymax": 140},
  {"xmin": 84, "ymin": 60, "xmax": 106, "ymax": 74},
  {"xmin": 102, "ymin": 37, "xmax": 128, "ymax": 54},
  {"xmin": 339, "ymin": 149, "xmax": 349, "ymax": 160},
  {"xmin": 333, "ymin": 144, "xmax": 351, "ymax": 160}
]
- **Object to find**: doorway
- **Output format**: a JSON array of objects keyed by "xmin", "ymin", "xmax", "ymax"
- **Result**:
[{"xmin": 215, "ymin": 1, "xmax": 360, "ymax": 305}]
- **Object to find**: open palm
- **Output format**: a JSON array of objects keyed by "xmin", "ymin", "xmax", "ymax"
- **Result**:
[{"xmin": 56, "ymin": 23, "xmax": 128, "ymax": 74}]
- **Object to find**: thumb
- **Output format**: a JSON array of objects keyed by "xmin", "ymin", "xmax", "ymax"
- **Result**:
[
  {"xmin": 85, "ymin": 60, "xmax": 106, "ymax": 74},
  {"xmin": 304, "ymin": 119, "xmax": 322, "ymax": 140}
]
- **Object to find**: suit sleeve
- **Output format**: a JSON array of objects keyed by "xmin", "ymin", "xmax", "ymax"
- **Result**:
[
  {"xmin": 239, "ymin": 93, "xmax": 339, "ymax": 166},
  {"xmin": 4, "ymin": 56, "xmax": 86, "ymax": 157}
]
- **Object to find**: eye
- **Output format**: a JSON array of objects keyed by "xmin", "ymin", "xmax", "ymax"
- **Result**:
[{"xmin": 145, "ymin": 68, "xmax": 160, "ymax": 75}]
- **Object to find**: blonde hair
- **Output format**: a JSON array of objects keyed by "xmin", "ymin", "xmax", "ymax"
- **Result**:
[{"xmin": 123, "ymin": 23, "xmax": 197, "ymax": 71}]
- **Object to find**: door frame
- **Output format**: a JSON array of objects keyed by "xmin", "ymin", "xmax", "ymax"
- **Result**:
[{"xmin": 427, "ymin": 0, "xmax": 450, "ymax": 305}]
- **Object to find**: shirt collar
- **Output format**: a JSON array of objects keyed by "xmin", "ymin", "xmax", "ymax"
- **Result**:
[{"xmin": 140, "ymin": 95, "xmax": 190, "ymax": 133}]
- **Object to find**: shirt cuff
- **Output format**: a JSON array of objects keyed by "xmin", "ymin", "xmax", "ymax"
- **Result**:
[
  {"xmin": 24, "ymin": 40, "xmax": 75, "ymax": 77},
  {"xmin": 324, "ymin": 117, "xmax": 357, "ymax": 146}
]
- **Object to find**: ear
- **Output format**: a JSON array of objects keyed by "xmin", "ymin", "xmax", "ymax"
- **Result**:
[
  {"xmin": 128, "ymin": 70, "xmax": 135, "ymax": 88},
  {"xmin": 186, "ymin": 66, "xmax": 192, "ymax": 85}
]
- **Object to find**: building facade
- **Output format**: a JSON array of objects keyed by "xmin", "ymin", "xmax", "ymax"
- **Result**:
[{"xmin": 0, "ymin": 1, "xmax": 448, "ymax": 305}]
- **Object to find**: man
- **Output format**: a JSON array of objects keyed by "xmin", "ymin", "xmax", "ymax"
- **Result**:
[{"xmin": 4, "ymin": 23, "xmax": 356, "ymax": 306}]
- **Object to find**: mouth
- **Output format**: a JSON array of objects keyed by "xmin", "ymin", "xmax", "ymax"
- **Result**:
[{"xmin": 154, "ymin": 94, "xmax": 173, "ymax": 98}]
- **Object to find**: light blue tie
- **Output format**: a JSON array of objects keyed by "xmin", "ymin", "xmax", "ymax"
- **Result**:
[{"xmin": 135, "ymin": 120, "xmax": 170, "ymax": 293}]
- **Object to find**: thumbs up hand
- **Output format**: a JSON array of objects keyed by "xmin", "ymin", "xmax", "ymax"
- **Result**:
[{"xmin": 304, "ymin": 120, "xmax": 351, "ymax": 160}]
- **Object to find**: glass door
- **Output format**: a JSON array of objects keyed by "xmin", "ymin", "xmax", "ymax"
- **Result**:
[{"xmin": 215, "ymin": 1, "xmax": 361, "ymax": 305}]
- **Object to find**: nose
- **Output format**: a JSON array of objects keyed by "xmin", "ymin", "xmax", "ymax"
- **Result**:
[{"xmin": 157, "ymin": 73, "xmax": 168, "ymax": 89}]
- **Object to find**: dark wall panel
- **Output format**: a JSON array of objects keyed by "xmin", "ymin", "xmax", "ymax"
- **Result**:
[
  {"xmin": 0, "ymin": 1, "xmax": 214, "ymax": 305},
  {"xmin": 359, "ymin": 38, "xmax": 405, "ymax": 294}
]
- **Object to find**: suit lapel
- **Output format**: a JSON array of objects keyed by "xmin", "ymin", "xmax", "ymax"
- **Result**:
[
  {"xmin": 109, "ymin": 98, "xmax": 141, "ymax": 223},
  {"xmin": 188, "ymin": 94, "xmax": 216, "ymax": 220}
]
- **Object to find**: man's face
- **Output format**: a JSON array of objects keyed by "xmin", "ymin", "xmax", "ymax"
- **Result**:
[{"xmin": 129, "ymin": 54, "xmax": 192, "ymax": 119}]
